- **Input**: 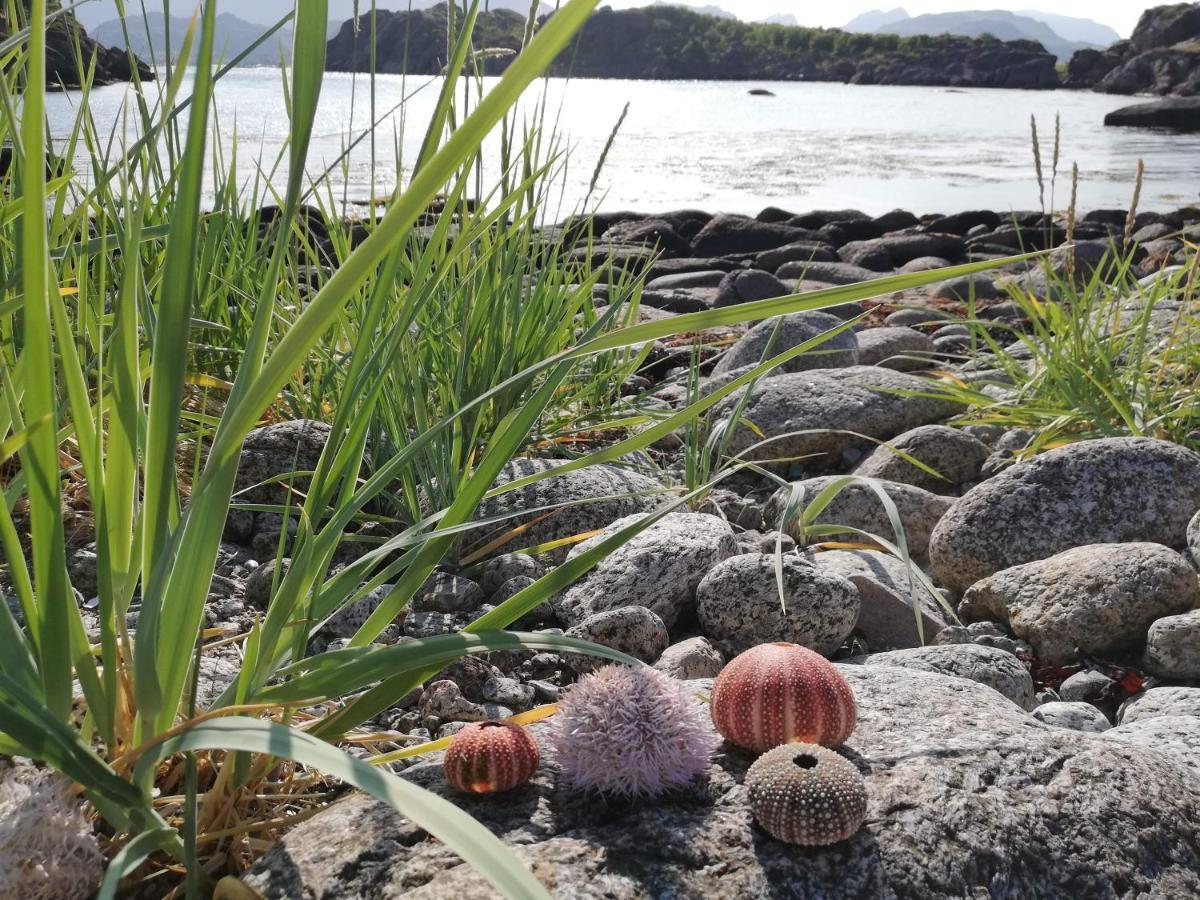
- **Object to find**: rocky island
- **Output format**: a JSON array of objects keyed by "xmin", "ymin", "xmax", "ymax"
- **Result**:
[
  {"xmin": 327, "ymin": 3, "xmax": 1062, "ymax": 89},
  {"xmin": 0, "ymin": 2, "xmax": 150, "ymax": 88}
]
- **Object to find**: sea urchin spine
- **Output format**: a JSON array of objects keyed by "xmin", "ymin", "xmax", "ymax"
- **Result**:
[
  {"xmin": 711, "ymin": 642, "xmax": 856, "ymax": 753},
  {"xmin": 746, "ymin": 743, "xmax": 868, "ymax": 846},
  {"xmin": 549, "ymin": 664, "xmax": 719, "ymax": 798},
  {"xmin": 443, "ymin": 721, "xmax": 540, "ymax": 794}
]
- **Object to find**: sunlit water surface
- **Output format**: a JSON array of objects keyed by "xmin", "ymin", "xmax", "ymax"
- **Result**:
[{"xmin": 46, "ymin": 71, "xmax": 1200, "ymax": 217}]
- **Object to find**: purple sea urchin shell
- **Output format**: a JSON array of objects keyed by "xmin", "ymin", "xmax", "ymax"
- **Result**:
[{"xmin": 548, "ymin": 665, "xmax": 719, "ymax": 798}]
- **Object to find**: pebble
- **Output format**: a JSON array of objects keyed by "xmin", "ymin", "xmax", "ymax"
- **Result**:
[
  {"xmin": 483, "ymin": 676, "xmax": 536, "ymax": 709},
  {"xmin": 1032, "ymin": 701, "xmax": 1111, "ymax": 733},
  {"xmin": 1059, "ymin": 670, "xmax": 1118, "ymax": 704}
]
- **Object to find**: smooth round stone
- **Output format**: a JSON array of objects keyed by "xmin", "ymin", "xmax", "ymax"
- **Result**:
[{"xmin": 1032, "ymin": 701, "xmax": 1111, "ymax": 733}]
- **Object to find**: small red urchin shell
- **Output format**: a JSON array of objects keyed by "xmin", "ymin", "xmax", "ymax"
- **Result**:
[
  {"xmin": 443, "ymin": 721, "xmax": 540, "ymax": 794},
  {"xmin": 711, "ymin": 642, "xmax": 856, "ymax": 753}
]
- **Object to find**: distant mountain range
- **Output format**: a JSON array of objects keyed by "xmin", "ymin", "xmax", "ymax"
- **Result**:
[
  {"xmin": 1017, "ymin": 10, "xmax": 1121, "ymax": 47},
  {"xmin": 91, "ymin": 13, "xmax": 294, "ymax": 66},
  {"xmin": 649, "ymin": 2, "xmax": 735, "ymax": 19},
  {"xmin": 843, "ymin": 8, "xmax": 1121, "ymax": 62},
  {"xmin": 844, "ymin": 8, "xmax": 910, "ymax": 33},
  {"xmin": 74, "ymin": 1, "xmax": 551, "ymax": 31}
]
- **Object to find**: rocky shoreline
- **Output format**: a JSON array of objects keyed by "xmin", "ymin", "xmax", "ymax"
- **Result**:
[{"xmin": 25, "ymin": 197, "xmax": 1192, "ymax": 896}]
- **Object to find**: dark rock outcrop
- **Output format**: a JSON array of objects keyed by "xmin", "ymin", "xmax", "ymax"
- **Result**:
[
  {"xmin": 1066, "ymin": 3, "xmax": 1200, "ymax": 96},
  {"xmin": 1, "ymin": 6, "xmax": 152, "ymax": 88},
  {"xmin": 1105, "ymin": 95, "xmax": 1200, "ymax": 130}
]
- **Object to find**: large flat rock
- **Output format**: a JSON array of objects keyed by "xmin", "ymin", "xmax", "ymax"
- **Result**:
[
  {"xmin": 1105, "ymin": 97, "xmax": 1200, "ymax": 131},
  {"xmin": 243, "ymin": 666, "xmax": 1200, "ymax": 899}
]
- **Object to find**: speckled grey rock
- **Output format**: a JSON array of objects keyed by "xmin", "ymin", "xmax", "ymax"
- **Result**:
[
  {"xmin": 931, "ymin": 324, "xmax": 971, "ymax": 341},
  {"xmin": 482, "ymin": 676, "xmax": 535, "ymax": 711},
  {"xmin": 244, "ymin": 558, "xmax": 288, "ymax": 609},
  {"xmin": 477, "ymin": 553, "xmax": 544, "ymax": 596},
  {"xmin": 853, "ymin": 326, "xmax": 935, "ymax": 371},
  {"xmin": 1060, "ymin": 670, "xmax": 1118, "ymax": 704},
  {"xmin": 653, "ymin": 636, "xmax": 725, "ymax": 680},
  {"xmin": 932, "ymin": 621, "xmax": 1033, "ymax": 658},
  {"xmin": 837, "ymin": 239, "xmax": 894, "ymax": 271},
  {"xmin": 194, "ymin": 655, "xmax": 241, "ymax": 710},
  {"xmin": 712, "ymin": 366, "xmax": 960, "ymax": 465},
  {"xmin": 564, "ymin": 606, "xmax": 670, "ymax": 671},
  {"xmin": 710, "ymin": 310, "xmax": 860, "ymax": 376},
  {"xmin": 242, "ymin": 665, "xmax": 1200, "ymax": 900},
  {"xmin": 495, "ymin": 578, "xmax": 557, "ymax": 629},
  {"xmin": 854, "ymin": 425, "xmax": 991, "ymax": 494},
  {"xmin": 696, "ymin": 554, "xmax": 860, "ymax": 656},
  {"xmin": 431, "ymin": 657, "xmax": 505, "ymax": 705},
  {"xmin": 419, "ymin": 680, "xmax": 489, "ymax": 723},
  {"xmin": 1189, "ymin": 510, "xmax": 1200, "ymax": 568},
  {"xmin": 229, "ymin": 419, "xmax": 331, "ymax": 541},
  {"xmin": 325, "ymin": 583, "xmax": 397, "ymax": 638},
  {"xmin": 755, "ymin": 241, "xmax": 836, "ymax": 271},
  {"xmin": 1145, "ymin": 610, "xmax": 1200, "ymax": 680},
  {"xmin": 884, "ymin": 306, "xmax": 957, "ymax": 327},
  {"xmin": 1032, "ymin": 702, "xmax": 1112, "ymax": 733},
  {"xmin": 645, "ymin": 270, "xmax": 725, "ymax": 290},
  {"xmin": 713, "ymin": 269, "xmax": 789, "ymax": 308},
  {"xmin": 805, "ymin": 549, "xmax": 947, "ymax": 650},
  {"xmin": 1105, "ymin": 716, "xmax": 1200, "ymax": 778},
  {"xmin": 898, "ymin": 256, "xmax": 952, "ymax": 273},
  {"xmin": 470, "ymin": 459, "xmax": 663, "ymax": 562},
  {"xmin": 405, "ymin": 611, "xmax": 467, "ymax": 639},
  {"xmin": 556, "ymin": 513, "xmax": 738, "ymax": 628},
  {"xmin": 960, "ymin": 543, "xmax": 1200, "ymax": 665},
  {"xmin": 776, "ymin": 259, "xmax": 880, "ymax": 284},
  {"xmin": 764, "ymin": 476, "xmax": 954, "ymax": 559},
  {"xmin": 411, "ymin": 572, "xmax": 485, "ymax": 614},
  {"xmin": 932, "ymin": 274, "xmax": 997, "ymax": 301},
  {"xmin": 225, "ymin": 422, "xmax": 326, "ymax": 542},
  {"xmin": 1120, "ymin": 687, "xmax": 1200, "ymax": 725},
  {"xmin": 930, "ymin": 438, "xmax": 1200, "ymax": 593},
  {"xmin": 856, "ymin": 643, "xmax": 1035, "ymax": 710}
]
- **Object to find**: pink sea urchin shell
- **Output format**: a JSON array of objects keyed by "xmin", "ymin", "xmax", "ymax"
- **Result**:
[
  {"xmin": 549, "ymin": 664, "xmax": 719, "ymax": 798},
  {"xmin": 443, "ymin": 721, "xmax": 540, "ymax": 794},
  {"xmin": 711, "ymin": 642, "xmax": 856, "ymax": 753}
]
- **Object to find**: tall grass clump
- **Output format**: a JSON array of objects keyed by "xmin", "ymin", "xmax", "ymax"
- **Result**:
[
  {"xmin": 0, "ymin": 0, "xmax": 1036, "ymax": 895},
  {"xmin": 920, "ymin": 144, "xmax": 1199, "ymax": 456},
  {"xmin": 922, "ymin": 250, "xmax": 1200, "ymax": 455}
]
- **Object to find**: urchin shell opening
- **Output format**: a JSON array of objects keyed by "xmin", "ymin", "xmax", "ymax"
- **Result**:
[{"xmin": 792, "ymin": 753, "xmax": 819, "ymax": 770}]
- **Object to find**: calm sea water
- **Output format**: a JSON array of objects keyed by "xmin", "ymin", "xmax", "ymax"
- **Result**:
[{"xmin": 45, "ymin": 70, "xmax": 1200, "ymax": 217}]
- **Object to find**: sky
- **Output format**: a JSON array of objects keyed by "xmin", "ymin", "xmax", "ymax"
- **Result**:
[
  {"xmin": 72, "ymin": 1, "xmax": 1158, "ymax": 39},
  {"xmin": 603, "ymin": 2, "xmax": 1151, "ymax": 37}
]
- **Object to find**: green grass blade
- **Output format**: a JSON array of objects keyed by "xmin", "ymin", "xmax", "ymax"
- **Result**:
[
  {"xmin": 16, "ymin": 0, "xmax": 75, "ymax": 720},
  {"xmin": 133, "ymin": 0, "xmax": 222, "ymax": 727},
  {"xmin": 261, "ymin": 631, "xmax": 639, "ymax": 704}
]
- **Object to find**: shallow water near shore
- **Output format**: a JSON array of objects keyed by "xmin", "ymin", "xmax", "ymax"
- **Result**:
[{"xmin": 47, "ymin": 71, "xmax": 1200, "ymax": 216}]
